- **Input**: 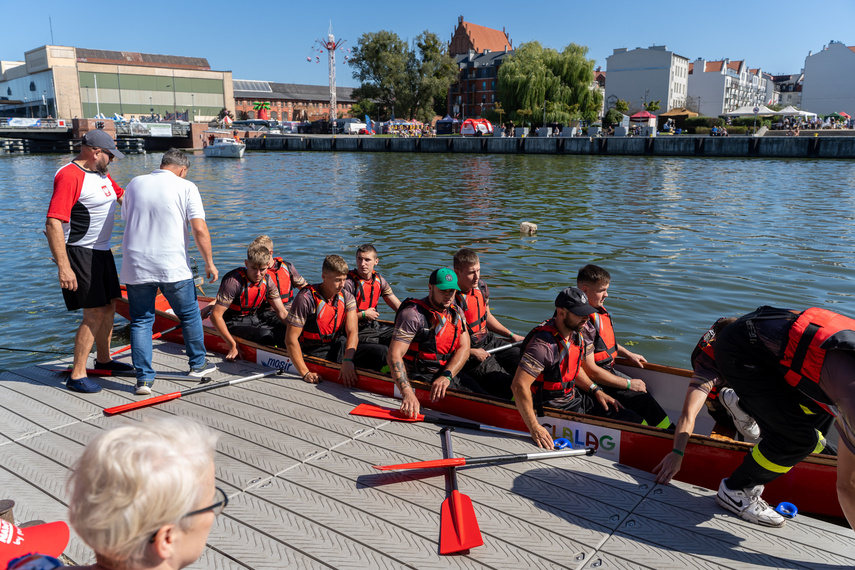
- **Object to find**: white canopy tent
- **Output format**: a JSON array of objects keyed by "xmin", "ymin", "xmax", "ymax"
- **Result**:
[
  {"xmin": 725, "ymin": 104, "xmax": 777, "ymax": 117},
  {"xmin": 777, "ymin": 105, "xmax": 817, "ymax": 118}
]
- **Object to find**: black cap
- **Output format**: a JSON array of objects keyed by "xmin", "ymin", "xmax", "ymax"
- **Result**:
[
  {"xmin": 555, "ymin": 287, "xmax": 596, "ymax": 316},
  {"xmin": 81, "ymin": 129, "xmax": 124, "ymax": 158}
]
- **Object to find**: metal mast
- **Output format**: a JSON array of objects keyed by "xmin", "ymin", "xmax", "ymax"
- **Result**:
[{"xmin": 316, "ymin": 23, "xmax": 345, "ymax": 128}]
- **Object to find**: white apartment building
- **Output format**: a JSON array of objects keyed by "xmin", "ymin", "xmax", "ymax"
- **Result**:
[
  {"xmin": 801, "ymin": 41, "xmax": 855, "ymax": 115},
  {"xmin": 773, "ymin": 73, "xmax": 802, "ymax": 107},
  {"xmin": 687, "ymin": 59, "xmax": 770, "ymax": 116},
  {"xmin": 605, "ymin": 46, "xmax": 689, "ymax": 113}
]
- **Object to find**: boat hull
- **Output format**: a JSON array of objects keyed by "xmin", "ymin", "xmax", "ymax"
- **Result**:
[
  {"xmin": 114, "ymin": 292, "xmax": 842, "ymax": 519},
  {"xmin": 203, "ymin": 143, "xmax": 245, "ymax": 158}
]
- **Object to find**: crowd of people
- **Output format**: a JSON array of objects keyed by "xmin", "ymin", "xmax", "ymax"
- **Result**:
[{"xmin": 44, "ymin": 131, "xmax": 855, "ymax": 544}]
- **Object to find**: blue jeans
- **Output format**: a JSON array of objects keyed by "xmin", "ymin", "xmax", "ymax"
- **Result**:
[{"xmin": 127, "ymin": 279, "xmax": 206, "ymax": 381}]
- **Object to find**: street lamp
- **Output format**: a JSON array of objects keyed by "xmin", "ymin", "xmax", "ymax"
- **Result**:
[
  {"xmin": 191, "ymin": 93, "xmax": 195, "ymax": 122},
  {"xmin": 150, "ymin": 96, "xmax": 153, "ymax": 119}
]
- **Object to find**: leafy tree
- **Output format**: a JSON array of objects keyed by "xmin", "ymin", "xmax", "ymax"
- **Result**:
[
  {"xmin": 603, "ymin": 108, "xmax": 624, "ymax": 127},
  {"xmin": 217, "ymin": 108, "xmax": 234, "ymax": 120},
  {"xmin": 615, "ymin": 99, "xmax": 629, "ymax": 113},
  {"xmin": 350, "ymin": 98, "xmax": 376, "ymax": 120},
  {"xmin": 497, "ymin": 41, "xmax": 602, "ymax": 126},
  {"xmin": 349, "ymin": 30, "xmax": 456, "ymax": 123},
  {"xmin": 644, "ymin": 99, "xmax": 661, "ymax": 113}
]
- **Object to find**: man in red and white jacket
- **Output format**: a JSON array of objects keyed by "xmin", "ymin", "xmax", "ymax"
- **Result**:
[{"xmin": 45, "ymin": 130, "xmax": 130, "ymax": 393}]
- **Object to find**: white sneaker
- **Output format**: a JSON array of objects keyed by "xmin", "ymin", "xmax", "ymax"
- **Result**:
[
  {"xmin": 716, "ymin": 479, "xmax": 785, "ymax": 527},
  {"xmin": 720, "ymin": 388, "xmax": 761, "ymax": 439},
  {"xmin": 189, "ymin": 363, "xmax": 216, "ymax": 378},
  {"xmin": 135, "ymin": 382, "xmax": 153, "ymax": 396}
]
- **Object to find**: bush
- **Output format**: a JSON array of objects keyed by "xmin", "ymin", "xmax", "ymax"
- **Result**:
[
  {"xmin": 603, "ymin": 108, "xmax": 623, "ymax": 127},
  {"xmin": 724, "ymin": 126, "xmax": 750, "ymax": 135},
  {"xmin": 684, "ymin": 116, "xmax": 724, "ymax": 129},
  {"xmin": 695, "ymin": 127, "xmax": 711, "ymax": 135}
]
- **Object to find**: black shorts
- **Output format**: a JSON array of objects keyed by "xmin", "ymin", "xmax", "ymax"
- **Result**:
[{"xmin": 61, "ymin": 246, "xmax": 121, "ymax": 311}]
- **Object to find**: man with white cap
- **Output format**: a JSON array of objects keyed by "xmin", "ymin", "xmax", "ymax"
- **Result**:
[
  {"xmin": 45, "ymin": 129, "xmax": 128, "ymax": 393},
  {"xmin": 511, "ymin": 287, "xmax": 643, "ymax": 449}
]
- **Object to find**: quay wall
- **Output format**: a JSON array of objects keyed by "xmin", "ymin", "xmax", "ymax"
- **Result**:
[{"xmin": 247, "ymin": 135, "xmax": 855, "ymax": 159}]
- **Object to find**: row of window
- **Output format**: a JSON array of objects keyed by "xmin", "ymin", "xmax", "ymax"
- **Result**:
[{"xmin": 235, "ymin": 99, "xmax": 352, "ymax": 110}]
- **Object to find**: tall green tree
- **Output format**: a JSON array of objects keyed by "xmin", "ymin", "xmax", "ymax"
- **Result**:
[
  {"xmin": 348, "ymin": 30, "xmax": 456, "ymax": 122},
  {"xmin": 615, "ymin": 99, "xmax": 629, "ymax": 113},
  {"xmin": 644, "ymin": 100, "xmax": 661, "ymax": 113},
  {"xmin": 497, "ymin": 41, "xmax": 602, "ymax": 125}
]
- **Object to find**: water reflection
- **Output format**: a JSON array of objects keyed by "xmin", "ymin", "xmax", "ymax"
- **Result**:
[{"xmin": 2, "ymin": 151, "xmax": 855, "ymax": 371}]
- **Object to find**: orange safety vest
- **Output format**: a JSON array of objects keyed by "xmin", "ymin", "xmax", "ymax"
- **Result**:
[
  {"xmin": 347, "ymin": 269, "xmax": 382, "ymax": 312},
  {"xmin": 400, "ymin": 298, "xmax": 463, "ymax": 371},
  {"xmin": 223, "ymin": 268, "xmax": 271, "ymax": 318},
  {"xmin": 590, "ymin": 309, "xmax": 618, "ymax": 368},
  {"xmin": 779, "ymin": 307, "xmax": 855, "ymax": 405},
  {"xmin": 455, "ymin": 281, "xmax": 488, "ymax": 338},
  {"xmin": 269, "ymin": 257, "xmax": 295, "ymax": 304},
  {"xmin": 299, "ymin": 285, "xmax": 346, "ymax": 345},
  {"xmin": 522, "ymin": 319, "xmax": 584, "ymax": 405}
]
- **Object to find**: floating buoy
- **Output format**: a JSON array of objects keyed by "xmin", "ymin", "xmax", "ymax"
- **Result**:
[{"xmin": 520, "ymin": 222, "xmax": 538, "ymax": 235}]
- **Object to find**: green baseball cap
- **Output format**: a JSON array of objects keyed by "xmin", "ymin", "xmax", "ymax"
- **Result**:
[{"xmin": 429, "ymin": 267, "xmax": 459, "ymax": 291}]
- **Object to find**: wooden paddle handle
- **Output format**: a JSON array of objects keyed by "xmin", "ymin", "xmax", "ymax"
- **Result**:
[{"xmin": 104, "ymin": 392, "xmax": 181, "ymax": 416}]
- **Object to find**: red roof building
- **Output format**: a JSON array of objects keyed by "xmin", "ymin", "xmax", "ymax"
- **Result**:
[{"xmin": 449, "ymin": 16, "xmax": 512, "ymax": 56}]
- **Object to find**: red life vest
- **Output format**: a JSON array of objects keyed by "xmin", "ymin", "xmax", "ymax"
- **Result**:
[
  {"xmin": 223, "ymin": 268, "xmax": 271, "ymax": 318},
  {"xmin": 268, "ymin": 257, "xmax": 295, "ymax": 304},
  {"xmin": 347, "ymin": 269, "xmax": 382, "ymax": 312},
  {"xmin": 400, "ymin": 298, "xmax": 463, "ymax": 372},
  {"xmin": 522, "ymin": 320, "xmax": 584, "ymax": 405},
  {"xmin": 589, "ymin": 309, "xmax": 617, "ymax": 368},
  {"xmin": 455, "ymin": 281, "xmax": 488, "ymax": 338},
  {"xmin": 779, "ymin": 307, "xmax": 855, "ymax": 405},
  {"xmin": 299, "ymin": 285, "xmax": 346, "ymax": 345}
]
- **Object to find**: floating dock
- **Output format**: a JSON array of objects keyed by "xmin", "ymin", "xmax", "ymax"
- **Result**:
[{"xmin": 1, "ymin": 341, "xmax": 853, "ymax": 569}]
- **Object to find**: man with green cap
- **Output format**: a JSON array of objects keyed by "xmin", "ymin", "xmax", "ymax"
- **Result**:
[{"xmin": 387, "ymin": 267, "xmax": 480, "ymax": 418}]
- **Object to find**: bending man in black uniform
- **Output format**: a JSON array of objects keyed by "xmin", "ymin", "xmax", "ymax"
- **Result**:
[{"xmin": 714, "ymin": 306, "xmax": 852, "ymax": 528}]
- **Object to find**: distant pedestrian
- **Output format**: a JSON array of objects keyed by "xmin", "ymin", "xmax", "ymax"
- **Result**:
[
  {"xmin": 45, "ymin": 129, "xmax": 129, "ymax": 393},
  {"xmin": 120, "ymin": 148, "xmax": 218, "ymax": 395}
]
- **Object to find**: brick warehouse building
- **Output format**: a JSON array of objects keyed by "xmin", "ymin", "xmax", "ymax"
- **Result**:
[
  {"xmin": 233, "ymin": 80, "xmax": 355, "ymax": 122},
  {"xmin": 447, "ymin": 16, "xmax": 513, "ymax": 119}
]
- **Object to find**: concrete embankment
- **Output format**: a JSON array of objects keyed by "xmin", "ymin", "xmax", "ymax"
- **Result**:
[{"xmin": 242, "ymin": 135, "xmax": 855, "ymax": 159}]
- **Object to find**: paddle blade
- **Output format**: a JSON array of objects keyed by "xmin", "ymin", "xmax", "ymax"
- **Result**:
[
  {"xmin": 103, "ymin": 392, "xmax": 182, "ymax": 416},
  {"xmin": 350, "ymin": 403, "xmax": 424, "ymax": 422},
  {"xmin": 440, "ymin": 490, "xmax": 482, "ymax": 555},
  {"xmin": 373, "ymin": 457, "xmax": 466, "ymax": 471}
]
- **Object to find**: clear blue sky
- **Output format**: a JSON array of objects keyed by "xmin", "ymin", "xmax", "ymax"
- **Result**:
[{"xmin": 2, "ymin": 0, "xmax": 853, "ymax": 87}]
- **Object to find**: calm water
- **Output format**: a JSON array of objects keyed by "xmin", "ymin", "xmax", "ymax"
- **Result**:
[{"xmin": 2, "ymin": 150, "xmax": 855, "ymax": 371}]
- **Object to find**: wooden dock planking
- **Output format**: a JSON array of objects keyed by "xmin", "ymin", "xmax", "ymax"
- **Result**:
[{"xmin": 0, "ymin": 341, "xmax": 852, "ymax": 569}]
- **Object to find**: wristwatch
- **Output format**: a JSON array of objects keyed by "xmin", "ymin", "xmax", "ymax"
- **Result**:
[
  {"xmin": 590, "ymin": 383, "xmax": 603, "ymax": 394},
  {"xmin": 437, "ymin": 370, "xmax": 453, "ymax": 382}
]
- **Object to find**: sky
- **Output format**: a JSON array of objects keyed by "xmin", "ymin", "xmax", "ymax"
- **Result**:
[{"xmin": 2, "ymin": 0, "xmax": 853, "ymax": 87}]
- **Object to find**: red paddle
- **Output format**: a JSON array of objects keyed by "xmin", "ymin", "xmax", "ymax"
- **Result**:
[
  {"xmin": 103, "ymin": 368, "xmax": 286, "ymax": 416},
  {"xmin": 350, "ymin": 403, "xmax": 530, "ymax": 439},
  {"xmin": 439, "ymin": 427, "xmax": 483, "ymax": 555},
  {"xmin": 110, "ymin": 324, "xmax": 181, "ymax": 356},
  {"xmin": 374, "ymin": 447, "xmax": 595, "ymax": 471}
]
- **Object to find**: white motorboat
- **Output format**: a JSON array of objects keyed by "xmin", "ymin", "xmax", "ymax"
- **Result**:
[{"xmin": 203, "ymin": 135, "xmax": 245, "ymax": 158}]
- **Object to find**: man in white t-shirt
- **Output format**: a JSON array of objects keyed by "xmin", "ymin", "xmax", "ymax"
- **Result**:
[{"xmin": 120, "ymin": 148, "xmax": 218, "ymax": 394}]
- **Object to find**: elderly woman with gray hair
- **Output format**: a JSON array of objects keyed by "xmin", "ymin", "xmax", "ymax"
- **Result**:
[{"xmin": 7, "ymin": 417, "xmax": 223, "ymax": 570}]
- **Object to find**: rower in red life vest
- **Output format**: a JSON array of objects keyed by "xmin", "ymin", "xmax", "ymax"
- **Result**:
[
  {"xmin": 512, "ymin": 287, "xmax": 642, "ymax": 449},
  {"xmin": 712, "ymin": 306, "xmax": 853, "ymax": 528},
  {"xmin": 209, "ymin": 243, "xmax": 289, "ymax": 360},
  {"xmin": 250, "ymin": 235, "xmax": 307, "ymax": 322},
  {"xmin": 576, "ymin": 264, "xmax": 674, "ymax": 429},
  {"xmin": 342, "ymin": 244, "xmax": 401, "ymax": 345},
  {"xmin": 453, "ymin": 248, "xmax": 523, "ymax": 399},
  {"xmin": 653, "ymin": 317, "xmax": 763, "ymax": 486},
  {"xmin": 387, "ymin": 268, "xmax": 484, "ymax": 419},
  {"xmin": 285, "ymin": 255, "xmax": 388, "ymax": 387}
]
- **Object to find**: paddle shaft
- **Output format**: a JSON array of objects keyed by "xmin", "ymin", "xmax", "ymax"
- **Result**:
[
  {"xmin": 485, "ymin": 340, "xmax": 522, "ymax": 355},
  {"xmin": 349, "ymin": 403, "xmax": 531, "ymax": 439},
  {"xmin": 423, "ymin": 415, "xmax": 530, "ymax": 439},
  {"xmin": 52, "ymin": 369, "xmax": 211, "ymax": 383},
  {"xmin": 110, "ymin": 324, "xmax": 181, "ymax": 356},
  {"xmin": 103, "ymin": 368, "xmax": 287, "ymax": 415},
  {"xmin": 374, "ymin": 447, "xmax": 595, "ymax": 471}
]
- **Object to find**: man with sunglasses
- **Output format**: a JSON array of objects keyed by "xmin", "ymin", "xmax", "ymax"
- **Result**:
[{"xmin": 46, "ymin": 129, "xmax": 129, "ymax": 393}]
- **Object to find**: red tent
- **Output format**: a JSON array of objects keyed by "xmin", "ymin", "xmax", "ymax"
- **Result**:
[{"xmin": 630, "ymin": 111, "xmax": 657, "ymax": 122}]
